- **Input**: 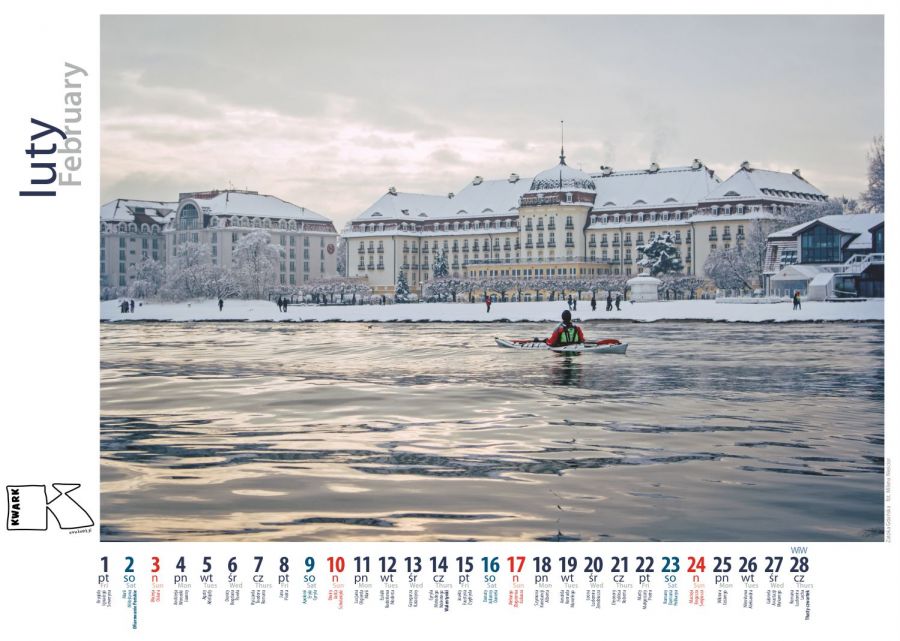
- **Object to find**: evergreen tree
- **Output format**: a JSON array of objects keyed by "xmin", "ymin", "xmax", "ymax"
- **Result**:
[
  {"xmin": 432, "ymin": 250, "xmax": 449, "ymax": 278},
  {"xmin": 637, "ymin": 232, "xmax": 683, "ymax": 276},
  {"xmin": 395, "ymin": 271, "xmax": 410, "ymax": 302}
]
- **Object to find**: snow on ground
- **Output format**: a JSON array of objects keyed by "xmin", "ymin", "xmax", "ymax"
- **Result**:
[{"xmin": 101, "ymin": 298, "xmax": 885, "ymax": 324}]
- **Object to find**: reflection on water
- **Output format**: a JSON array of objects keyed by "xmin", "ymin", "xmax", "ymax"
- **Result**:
[{"xmin": 100, "ymin": 321, "xmax": 884, "ymax": 541}]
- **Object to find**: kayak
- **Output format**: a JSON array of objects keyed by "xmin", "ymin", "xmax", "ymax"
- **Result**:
[{"xmin": 495, "ymin": 337, "xmax": 628, "ymax": 354}]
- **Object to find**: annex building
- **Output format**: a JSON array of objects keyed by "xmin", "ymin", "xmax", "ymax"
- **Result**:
[
  {"xmin": 344, "ymin": 150, "xmax": 828, "ymax": 295},
  {"xmin": 101, "ymin": 189, "xmax": 339, "ymax": 296}
]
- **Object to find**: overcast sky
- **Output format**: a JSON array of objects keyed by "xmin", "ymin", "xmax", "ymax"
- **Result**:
[{"xmin": 101, "ymin": 15, "xmax": 883, "ymax": 227}]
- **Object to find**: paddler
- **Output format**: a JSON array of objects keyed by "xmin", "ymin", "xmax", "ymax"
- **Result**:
[{"xmin": 546, "ymin": 309, "xmax": 585, "ymax": 346}]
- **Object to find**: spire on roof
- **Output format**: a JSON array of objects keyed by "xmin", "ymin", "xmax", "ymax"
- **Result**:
[{"xmin": 559, "ymin": 120, "xmax": 566, "ymax": 166}]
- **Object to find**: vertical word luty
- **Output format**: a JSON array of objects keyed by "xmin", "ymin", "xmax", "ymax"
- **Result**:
[{"xmin": 20, "ymin": 62, "xmax": 87, "ymax": 197}]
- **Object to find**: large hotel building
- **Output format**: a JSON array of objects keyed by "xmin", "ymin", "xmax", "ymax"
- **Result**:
[
  {"xmin": 101, "ymin": 189, "xmax": 339, "ymax": 293},
  {"xmin": 344, "ymin": 150, "xmax": 827, "ymax": 295}
]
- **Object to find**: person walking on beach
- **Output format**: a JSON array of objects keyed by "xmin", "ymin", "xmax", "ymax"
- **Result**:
[
  {"xmin": 485, "ymin": 293, "xmax": 492, "ymax": 313},
  {"xmin": 567, "ymin": 294, "xmax": 573, "ymax": 310},
  {"xmin": 129, "ymin": 300, "xmax": 135, "ymax": 313},
  {"xmin": 606, "ymin": 291, "xmax": 613, "ymax": 311},
  {"xmin": 615, "ymin": 293, "xmax": 622, "ymax": 311},
  {"xmin": 591, "ymin": 294, "xmax": 597, "ymax": 312},
  {"xmin": 573, "ymin": 298, "xmax": 577, "ymax": 311},
  {"xmin": 218, "ymin": 298, "xmax": 224, "ymax": 311},
  {"xmin": 793, "ymin": 290, "xmax": 802, "ymax": 311}
]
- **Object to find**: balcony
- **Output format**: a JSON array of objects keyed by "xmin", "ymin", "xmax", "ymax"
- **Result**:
[
  {"xmin": 612, "ymin": 240, "xmax": 620, "ymax": 247},
  {"xmin": 525, "ymin": 224, "xmax": 534, "ymax": 232},
  {"xmin": 548, "ymin": 241, "xmax": 556, "ymax": 248},
  {"xmin": 722, "ymin": 233, "xmax": 732, "ymax": 241},
  {"xmin": 736, "ymin": 233, "xmax": 745, "ymax": 241},
  {"xmin": 367, "ymin": 264, "xmax": 375, "ymax": 270},
  {"xmin": 377, "ymin": 264, "xmax": 385, "ymax": 270},
  {"xmin": 514, "ymin": 242, "xmax": 521, "ymax": 249},
  {"xmin": 503, "ymin": 244, "xmax": 511, "ymax": 251},
  {"xmin": 548, "ymin": 223, "xmax": 556, "ymax": 231},
  {"xmin": 600, "ymin": 241, "xmax": 608, "ymax": 247},
  {"xmin": 536, "ymin": 241, "xmax": 545, "ymax": 248},
  {"xmin": 377, "ymin": 247, "xmax": 384, "ymax": 253},
  {"xmin": 708, "ymin": 234, "xmax": 717, "ymax": 241},
  {"xmin": 422, "ymin": 246, "xmax": 429, "ymax": 254},
  {"xmin": 588, "ymin": 241, "xmax": 596, "ymax": 248},
  {"xmin": 623, "ymin": 239, "xmax": 632, "ymax": 246},
  {"xmin": 401, "ymin": 263, "xmax": 410, "ymax": 269},
  {"xmin": 357, "ymin": 246, "xmax": 365, "ymax": 254},
  {"xmin": 536, "ymin": 223, "xmax": 544, "ymax": 231},
  {"xmin": 565, "ymin": 241, "xmax": 575, "ymax": 248},
  {"xmin": 565, "ymin": 222, "xmax": 575, "ymax": 230},
  {"xmin": 525, "ymin": 242, "xmax": 534, "ymax": 249},
  {"xmin": 357, "ymin": 264, "xmax": 365, "ymax": 271},
  {"xmin": 367, "ymin": 247, "xmax": 375, "ymax": 253}
]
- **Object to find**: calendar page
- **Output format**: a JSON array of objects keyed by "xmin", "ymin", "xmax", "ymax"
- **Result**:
[{"xmin": 1, "ymin": 3, "xmax": 897, "ymax": 639}]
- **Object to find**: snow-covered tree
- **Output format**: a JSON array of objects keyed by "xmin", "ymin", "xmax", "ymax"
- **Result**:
[
  {"xmin": 703, "ymin": 247, "xmax": 756, "ymax": 291},
  {"xmin": 432, "ymin": 250, "xmax": 449, "ymax": 279},
  {"xmin": 128, "ymin": 256, "xmax": 164, "ymax": 298},
  {"xmin": 395, "ymin": 272, "xmax": 410, "ymax": 302},
  {"xmin": 205, "ymin": 265, "xmax": 241, "ymax": 299},
  {"xmin": 336, "ymin": 234, "xmax": 348, "ymax": 277},
  {"xmin": 659, "ymin": 275, "xmax": 708, "ymax": 300},
  {"xmin": 637, "ymin": 232, "xmax": 683, "ymax": 276},
  {"xmin": 860, "ymin": 135, "xmax": 884, "ymax": 212},
  {"xmin": 234, "ymin": 230, "xmax": 283, "ymax": 300},
  {"xmin": 299, "ymin": 277, "xmax": 372, "ymax": 304},
  {"xmin": 780, "ymin": 197, "xmax": 845, "ymax": 229},
  {"xmin": 161, "ymin": 242, "xmax": 212, "ymax": 300},
  {"xmin": 485, "ymin": 278, "xmax": 516, "ymax": 302},
  {"xmin": 424, "ymin": 277, "xmax": 468, "ymax": 302}
]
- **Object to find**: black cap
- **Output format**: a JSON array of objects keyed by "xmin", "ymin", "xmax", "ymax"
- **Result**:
[{"xmin": 561, "ymin": 309, "xmax": 572, "ymax": 323}]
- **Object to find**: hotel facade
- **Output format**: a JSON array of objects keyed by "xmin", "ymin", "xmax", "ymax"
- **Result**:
[
  {"xmin": 101, "ymin": 189, "xmax": 339, "ymax": 296},
  {"xmin": 343, "ymin": 152, "xmax": 828, "ymax": 295}
]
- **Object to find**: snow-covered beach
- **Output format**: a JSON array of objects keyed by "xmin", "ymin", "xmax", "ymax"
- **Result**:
[{"xmin": 101, "ymin": 298, "xmax": 884, "ymax": 323}]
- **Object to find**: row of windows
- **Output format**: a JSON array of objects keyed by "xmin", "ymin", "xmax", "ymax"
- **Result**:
[{"xmin": 358, "ymin": 218, "xmax": 516, "ymax": 233}]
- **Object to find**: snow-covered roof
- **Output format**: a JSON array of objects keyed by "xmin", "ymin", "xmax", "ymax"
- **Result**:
[
  {"xmin": 590, "ymin": 165, "xmax": 720, "ymax": 210},
  {"xmin": 100, "ymin": 198, "xmax": 177, "ymax": 223},
  {"xmin": 709, "ymin": 166, "xmax": 826, "ymax": 201},
  {"xmin": 184, "ymin": 191, "xmax": 330, "ymax": 223},
  {"xmin": 529, "ymin": 161, "xmax": 596, "ymax": 193},
  {"xmin": 771, "ymin": 264, "xmax": 828, "ymax": 280},
  {"xmin": 768, "ymin": 213, "xmax": 884, "ymax": 250},
  {"xmin": 356, "ymin": 177, "xmax": 531, "ymax": 221}
]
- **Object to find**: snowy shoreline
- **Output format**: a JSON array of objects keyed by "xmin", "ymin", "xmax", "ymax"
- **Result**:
[{"xmin": 101, "ymin": 299, "xmax": 884, "ymax": 324}]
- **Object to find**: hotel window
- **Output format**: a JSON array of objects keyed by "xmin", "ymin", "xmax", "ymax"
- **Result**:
[
  {"xmin": 119, "ymin": 238, "xmax": 126, "ymax": 248},
  {"xmin": 565, "ymin": 193, "xmax": 573, "ymax": 203},
  {"xmin": 304, "ymin": 261, "xmax": 309, "ymax": 272},
  {"xmin": 232, "ymin": 232, "xmax": 239, "ymax": 244},
  {"xmin": 304, "ymin": 237, "xmax": 310, "ymax": 246},
  {"xmin": 290, "ymin": 236, "xmax": 295, "ymax": 246}
]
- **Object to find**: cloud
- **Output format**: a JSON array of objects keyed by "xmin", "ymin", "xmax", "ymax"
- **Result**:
[{"xmin": 101, "ymin": 15, "xmax": 884, "ymax": 226}]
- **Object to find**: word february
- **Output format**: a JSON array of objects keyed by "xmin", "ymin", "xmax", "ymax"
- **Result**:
[{"xmin": 20, "ymin": 62, "xmax": 87, "ymax": 197}]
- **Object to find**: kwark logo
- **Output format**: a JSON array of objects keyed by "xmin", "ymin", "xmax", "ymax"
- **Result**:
[{"xmin": 6, "ymin": 484, "xmax": 94, "ymax": 531}]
